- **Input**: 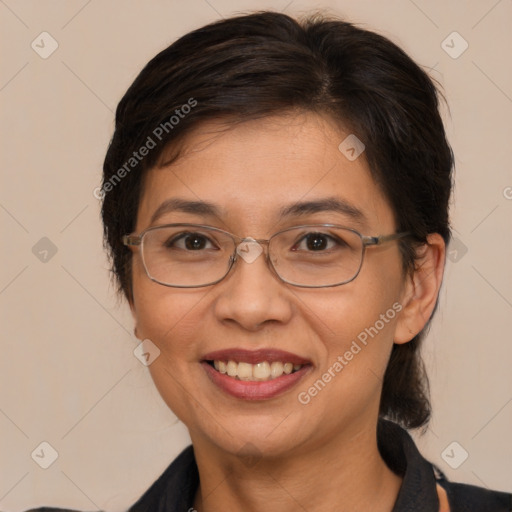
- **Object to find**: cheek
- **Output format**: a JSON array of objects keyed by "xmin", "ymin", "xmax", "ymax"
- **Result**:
[
  {"xmin": 131, "ymin": 280, "xmax": 211, "ymax": 420},
  {"xmin": 311, "ymin": 292, "xmax": 399, "ymax": 378},
  {"xmin": 135, "ymin": 291, "xmax": 206, "ymax": 348},
  {"xmin": 302, "ymin": 269, "xmax": 402, "ymax": 346},
  {"xmin": 131, "ymin": 259, "xmax": 209, "ymax": 360},
  {"xmin": 296, "ymin": 288, "xmax": 402, "ymax": 426},
  {"xmin": 302, "ymin": 253, "xmax": 404, "ymax": 375}
]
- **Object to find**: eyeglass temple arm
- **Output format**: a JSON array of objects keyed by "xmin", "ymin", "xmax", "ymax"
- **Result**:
[
  {"xmin": 362, "ymin": 232, "xmax": 411, "ymax": 246},
  {"xmin": 122, "ymin": 235, "xmax": 141, "ymax": 246}
]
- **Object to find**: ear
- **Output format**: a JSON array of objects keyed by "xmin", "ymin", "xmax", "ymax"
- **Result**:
[{"xmin": 394, "ymin": 233, "xmax": 446, "ymax": 344}]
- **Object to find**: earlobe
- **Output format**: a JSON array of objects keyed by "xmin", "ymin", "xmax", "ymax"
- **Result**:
[{"xmin": 394, "ymin": 233, "xmax": 446, "ymax": 345}]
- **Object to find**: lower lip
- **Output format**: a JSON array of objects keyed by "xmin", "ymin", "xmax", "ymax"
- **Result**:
[{"xmin": 201, "ymin": 362, "xmax": 311, "ymax": 400}]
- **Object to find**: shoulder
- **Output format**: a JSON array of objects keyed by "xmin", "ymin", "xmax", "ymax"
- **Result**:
[
  {"xmin": 22, "ymin": 447, "xmax": 197, "ymax": 512},
  {"xmin": 378, "ymin": 419, "xmax": 512, "ymax": 512},
  {"xmin": 436, "ymin": 473, "xmax": 512, "ymax": 512},
  {"xmin": 128, "ymin": 444, "xmax": 198, "ymax": 511}
]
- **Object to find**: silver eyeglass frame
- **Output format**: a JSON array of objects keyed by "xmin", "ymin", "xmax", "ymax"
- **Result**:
[{"xmin": 122, "ymin": 223, "xmax": 410, "ymax": 289}]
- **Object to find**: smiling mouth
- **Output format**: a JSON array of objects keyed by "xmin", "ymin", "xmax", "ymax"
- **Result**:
[{"xmin": 206, "ymin": 360, "xmax": 304, "ymax": 381}]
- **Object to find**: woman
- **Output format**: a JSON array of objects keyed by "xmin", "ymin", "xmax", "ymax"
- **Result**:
[{"xmin": 31, "ymin": 10, "xmax": 511, "ymax": 512}]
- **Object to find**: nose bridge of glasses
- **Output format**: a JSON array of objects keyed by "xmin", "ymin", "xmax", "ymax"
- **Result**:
[{"xmin": 235, "ymin": 237, "xmax": 269, "ymax": 264}]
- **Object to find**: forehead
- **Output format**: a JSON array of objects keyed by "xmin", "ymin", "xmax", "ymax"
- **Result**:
[{"xmin": 136, "ymin": 112, "xmax": 395, "ymax": 234}]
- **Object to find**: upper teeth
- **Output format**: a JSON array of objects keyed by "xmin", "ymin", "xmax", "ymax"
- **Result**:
[{"xmin": 213, "ymin": 360, "xmax": 303, "ymax": 381}]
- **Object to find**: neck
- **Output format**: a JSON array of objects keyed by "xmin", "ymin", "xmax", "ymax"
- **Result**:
[{"xmin": 191, "ymin": 421, "xmax": 402, "ymax": 512}]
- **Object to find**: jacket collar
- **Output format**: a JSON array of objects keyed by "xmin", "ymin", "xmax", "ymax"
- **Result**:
[
  {"xmin": 130, "ymin": 419, "xmax": 440, "ymax": 511},
  {"xmin": 378, "ymin": 419, "xmax": 439, "ymax": 511}
]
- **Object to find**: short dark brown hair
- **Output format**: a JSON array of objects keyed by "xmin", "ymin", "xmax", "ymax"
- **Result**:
[{"xmin": 101, "ymin": 11, "xmax": 453, "ymax": 429}]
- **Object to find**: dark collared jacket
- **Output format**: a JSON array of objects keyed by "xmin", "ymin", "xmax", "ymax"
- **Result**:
[{"xmin": 26, "ymin": 420, "xmax": 512, "ymax": 512}]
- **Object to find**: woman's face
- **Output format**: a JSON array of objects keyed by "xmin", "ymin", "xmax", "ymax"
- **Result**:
[{"xmin": 131, "ymin": 112, "xmax": 409, "ymax": 458}]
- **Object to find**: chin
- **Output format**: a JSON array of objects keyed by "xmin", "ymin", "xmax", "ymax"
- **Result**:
[{"xmin": 214, "ymin": 415, "xmax": 308, "ymax": 458}]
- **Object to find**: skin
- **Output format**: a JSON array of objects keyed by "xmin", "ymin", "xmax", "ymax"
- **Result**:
[{"xmin": 128, "ymin": 111, "xmax": 445, "ymax": 512}]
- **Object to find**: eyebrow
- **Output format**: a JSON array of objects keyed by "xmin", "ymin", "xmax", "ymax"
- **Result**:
[
  {"xmin": 149, "ymin": 196, "xmax": 368, "ymax": 227},
  {"xmin": 278, "ymin": 197, "xmax": 368, "ymax": 226},
  {"xmin": 150, "ymin": 198, "xmax": 222, "ymax": 225}
]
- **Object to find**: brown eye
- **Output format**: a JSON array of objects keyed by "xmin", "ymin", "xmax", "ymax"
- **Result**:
[
  {"xmin": 304, "ymin": 233, "xmax": 328, "ymax": 250},
  {"xmin": 166, "ymin": 232, "xmax": 216, "ymax": 250},
  {"xmin": 293, "ymin": 232, "xmax": 345, "ymax": 251}
]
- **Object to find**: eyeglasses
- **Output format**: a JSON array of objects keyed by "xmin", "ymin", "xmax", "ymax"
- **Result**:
[{"xmin": 122, "ymin": 223, "xmax": 409, "ymax": 288}]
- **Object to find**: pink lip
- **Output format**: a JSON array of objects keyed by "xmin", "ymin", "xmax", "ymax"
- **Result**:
[
  {"xmin": 201, "ymin": 361, "xmax": 311, "ymax": 400},
  {"xmin": 202, "ymin": 348, "xmax": 311, "ymax": 365},
  {"xmin": 201, "ymin": 349, "xmax": 313, "ymax": 400}
]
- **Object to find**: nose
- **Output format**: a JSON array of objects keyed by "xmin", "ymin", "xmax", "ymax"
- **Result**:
[{"xmin": 212, "ymin": 239, "xmax": 294, "ymax": 331}]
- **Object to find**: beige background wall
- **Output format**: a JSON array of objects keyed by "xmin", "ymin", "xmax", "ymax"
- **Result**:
[{"xmin": 1, "ymin": 0, "xmax": 511, "ymax": 510}]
